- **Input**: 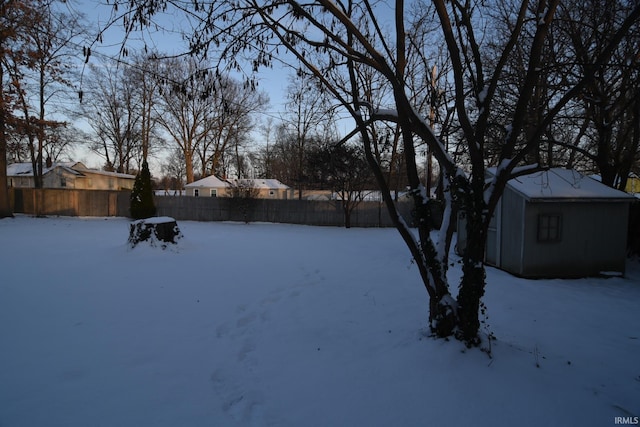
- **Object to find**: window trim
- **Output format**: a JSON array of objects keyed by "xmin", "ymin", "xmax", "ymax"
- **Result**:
[{"xmin": 537, "ymin": 213, "xmax": 562, "ymax": 243}]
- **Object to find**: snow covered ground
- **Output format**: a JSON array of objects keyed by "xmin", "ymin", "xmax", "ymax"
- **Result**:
[{"xmin": 0, "ymin": 215, "xmax": 638, "ymax": 427}]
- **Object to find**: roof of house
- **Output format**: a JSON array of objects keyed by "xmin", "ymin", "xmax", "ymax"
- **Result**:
[
  {"xmin": 185, "ymin": 176, "xmax": 290, "ymax": 190},
  {"xmin": 7, "ymin": 162, "xmax": 83, "ymax": 177},
  {"xmin": 7, "ymin": 162, "xmax": 135, "ymax": 180},
  {"xmin": 499, "ymin": 168, "xmax": 634, "ymax": 202},
  {"xmin": 184, "ymin": 175, "xmax": 230, "ymax": 188},
  {"xmin": 228, "ymin": 178, "xmax": 290, "ymax": 190}
]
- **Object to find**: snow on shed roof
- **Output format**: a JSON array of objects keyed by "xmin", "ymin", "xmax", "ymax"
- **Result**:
[{"xmin": 498, "ymin": 168, "xmax": 634, "ymax": 202}]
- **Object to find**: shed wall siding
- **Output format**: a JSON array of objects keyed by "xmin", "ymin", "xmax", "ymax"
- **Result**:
[
  {"xmin": 498, "ymin": 187, "xmax": 526, "ymax": 275},
  {"xmin": 520, "ymin": 202, "xmax": 628, "ymax": 277}
]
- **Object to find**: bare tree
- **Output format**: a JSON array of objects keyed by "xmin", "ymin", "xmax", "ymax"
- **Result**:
[
  {"xmin": 127, "ymin": 54, "xmax": 165, "ymax": 166},
  {"xmin": 553, "ymin": 0, "xmax": 640, "ymax": 189},
  {"xmin": 282, "ymin": 72, "xmax": 338, "ymax": 198},
  {"xmin": 308, "ymin": 142, "xmax": 374, "ymax": 228},
  {"xmin": 43, "ymin": 125, "xmax": 82, "ymax": 162},
  {"xmin": 110, "ymin": 0, "xmax": 640, "ymax": 345},
  {"xmin": 250, "ymin": 117, "xmax": 276, "ymax": 178},
  {"xmin": 160, "ymin": 146, "xmax": 187, "ymax": 192},
  {"xmin": 198, "ymin": 76, "xmax": 268, "ymax": 178},
  {"xmin": 83, "ymin": 61, "xmax": 141, "ymax": 173},
  {"xmin": 24, "ymin": 1, "xmax": 82, "ymax": 185}
]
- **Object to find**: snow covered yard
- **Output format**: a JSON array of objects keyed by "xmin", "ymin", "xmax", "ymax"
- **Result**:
[{"xmin": 0, "ymin": 215, "xmax": 638, "ymax": 427}]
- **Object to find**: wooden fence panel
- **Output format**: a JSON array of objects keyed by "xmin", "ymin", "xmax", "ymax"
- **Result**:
[{"xmin": 9, "ymin": 189, "xmax": 423, "ymax": 228}]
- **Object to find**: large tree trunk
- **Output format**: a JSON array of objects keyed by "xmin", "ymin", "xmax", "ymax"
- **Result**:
[
  {"xmin": 0, "ymin": 60, "xmax": 10, "ymax": 218},
  {"xmin": 0, "ymin": 132, "xmax": 11, "ymax": 218},
  {"xmin": 456, "ymin": 233, "xmax": 486, "ymax": 345},
  {"xmin": 185, "ymin": 150, "xmax": 195, "ymax": 184}
]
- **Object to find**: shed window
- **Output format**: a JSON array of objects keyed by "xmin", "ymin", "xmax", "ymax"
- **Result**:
[
  {"xmin": 537, "ymin": 214, "xmax": 562, "ymax": 242},
  {"xmin": 210, "ymin": 189, "xmax": 217, "ymax": 197},
  {"xmin": 194, "ymin": 189, "xmax": 199, "ymax": 197},
  {"xmin": 60, "ymin": 177, "xmax": 66, "ymax": 187},
  {"xmin": 269, "ymin": 190, "xmax": 275, "ymax": 197}
]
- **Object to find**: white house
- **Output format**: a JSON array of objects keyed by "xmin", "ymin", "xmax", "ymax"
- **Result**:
[{"xmin": 185, "ymin": 176, "xmax": 292, "ymax": 199}]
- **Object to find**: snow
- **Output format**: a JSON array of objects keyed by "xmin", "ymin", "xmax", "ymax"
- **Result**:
[
  {"xmin": 1, "ymin": 215, "xmax": 639, "ymax": 426},
  {"xmin": 373, "ymin": 108, "xmax": 399, "ymax": 119},
  {"xmin": 133, "ymin": 216, "xmax": 178, "ymax": 224},
  {"xmin": 488, "ymin": 167, "xmax": 635, "ymax": 201},
  {"xmin": 185, "ymin": 175, "xmax": 230, "ymax": 188}
]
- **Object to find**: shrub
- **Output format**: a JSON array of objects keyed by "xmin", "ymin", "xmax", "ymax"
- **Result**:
[{"xmin": 130, "ymin": 161, "xmax": 156, "ymax": 219}]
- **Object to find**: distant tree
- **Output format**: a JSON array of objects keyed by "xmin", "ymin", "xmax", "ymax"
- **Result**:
[
  {"xmin": 44, "ymin": 125, "xmax": 83, "ymax": 162},
  {"xmin": 127, "ymin": 54, "xmax": 166, "ymax": 169},
  {"xmin": 250, "ymin": 117, "xmax": 276, "ymax": 179},
  {"xmin": 24, "ymin": 1, "xmax": 81, "ymax": 186},
  {"xmin": 555, "ymin": 0, "xmax": 640, "ymax": 189},
  {"xmin": 198, "ymin": 76, "xmax": 268, "ymax": 178},
  {"xmin": 309, "ymin": 143, "xmax": 374, "ymax": 228},
  {"xmin": 83, "ymin": 62, "xmax": 141, "ymax": 173},
  {"xmin": 130, "ymin": 160, "xmax": 156, "ymax": 219},
  {"xmin": 160, "ymin": 147, "xmax": 187, "ymax": 192},
  {"xmin": 227, "ymin": 179, "xmax": 260, "ymax": 223},
  {"xmin": 282, "ymin": 72, "xmax": 338, "ymax": 198},
  {"xmin": 153, "ymin": 57, "xmax": 216, "ymax": 183}
]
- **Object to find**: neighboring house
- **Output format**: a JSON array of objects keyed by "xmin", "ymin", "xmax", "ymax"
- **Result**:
[
  {"xmin": 625, "ymin": 173, "xmax": 640, "ymax": 195},
  {"xmin": 185, "ymin": 176, "xmax": 292, "ymax": 199},
  {"xmin": 457, "ymin": 168, "xmax": 635, "ymax": 278},
  {"xmin": 184, "ymin": 175, "xmax": 231, "ymax": 198},
  {"xmin": 228, "ymin": 178, "xmax": 292, "ymax": 199},
  {"xmin": 7, "ymin": 162, "xmax": 136, "ymax": 190}
]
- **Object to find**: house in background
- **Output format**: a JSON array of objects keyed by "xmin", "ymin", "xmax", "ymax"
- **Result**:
[
  {"xmin": 457, "ymin": 168, "xmax": 635, "ymax": 278},
  {"xmin": 185, "ymin": 175, "xmax": 292, "ymax": 199},
  {"xmin": 184, "ymin": 175, "xmax": 230, "ymax": 197},
  {"xmin": 7, "ymin": 162, "xmax": 136, "ymax": 190},
  {"xmin": 227, "ymin": 178, "xmax": 292, "ymax": 199},
  {"xmin": 625, "ymin": 172, "xmax": 640, "ymax": 195}
]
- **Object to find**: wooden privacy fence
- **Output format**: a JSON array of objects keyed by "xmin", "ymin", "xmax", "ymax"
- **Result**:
[
  {"xmin": 155, "ymin": 196, "xmax": 415, "ymax": 227},
  {"xmin": 10, "ymin": 188, "xmax": 130, "ymax": 217},
  {"xmin": 8, "ymin": 188, "xmax": 422, "ymax": 228}
]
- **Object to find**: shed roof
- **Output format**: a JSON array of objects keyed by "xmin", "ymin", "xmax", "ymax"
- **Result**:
[{"xmin": 499, "ymin": 168, "xmax": 634, "ymax": 202}]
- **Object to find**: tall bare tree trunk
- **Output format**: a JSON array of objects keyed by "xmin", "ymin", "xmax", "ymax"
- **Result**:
[{"xmin": 0, "ymin": 55, "xmax": 12, "ymax": 218}]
